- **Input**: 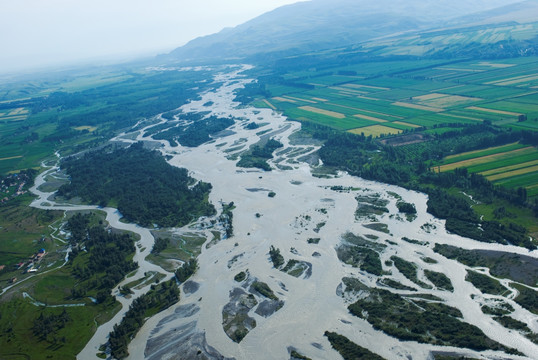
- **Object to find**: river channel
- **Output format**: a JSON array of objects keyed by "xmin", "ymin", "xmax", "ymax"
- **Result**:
[{"xmin": 31, "ymin": 65, "xmax": 537, "ymax": 360}]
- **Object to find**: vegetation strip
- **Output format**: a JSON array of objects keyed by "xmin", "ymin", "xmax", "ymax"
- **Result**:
[
  {"xmin": 486, "ymin": 165, "xmax": 538, "ymax": 182},
  {"xmin": 479, "ymin": 159, "xmax": 538, "ymax": 176},
  {"xmin": 437, "ymin": 147, "xmax": 537, "ymax": 172},
  {"xmin": 466, "ymin": 106, "xmax": 522, "ymax": 116}
]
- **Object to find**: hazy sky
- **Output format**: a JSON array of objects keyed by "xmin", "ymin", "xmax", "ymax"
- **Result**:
[{"xmin": 0, "ymin": 0, "xmax": 303, "ymax": 73}]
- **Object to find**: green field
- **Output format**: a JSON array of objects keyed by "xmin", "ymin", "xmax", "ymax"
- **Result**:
[
  {"xmin": 255, "ymin": 53, "xmax": 538, "ymax": 197},
  {"xmin": 0, "ymin": 298, "xmax": 120, "ymax": 360},
  {"xmin": 441, "ymin": 143, "xmax": 527, "ymax": 164},
  {"xmin": 0, "ymin": 66, "xmax": 220, "ymax": 359},
  {"xmin": 264, "ymin": 56, "xmax": 538, "ymax": 140},
  {"xmin": 435, "ymin": 143, "xmax": 538, "ymax": 198}
]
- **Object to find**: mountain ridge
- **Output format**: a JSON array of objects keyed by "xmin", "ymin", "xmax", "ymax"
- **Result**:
[{"xmin": 163, "ymin": 0, "xmax": 530, "ymax": 63}]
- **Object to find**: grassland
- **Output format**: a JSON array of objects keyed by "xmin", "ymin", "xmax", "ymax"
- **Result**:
[
  {"xmin": 0, "ymin": 298, "xmax": 120, "ymax": 360},
  {"xmin": 0, "ymin": 201, "xmax": 124, "ymax": 359},
  {"xmin": 0, "ymin": 195, "xmax": 64, "ymax": 270}
]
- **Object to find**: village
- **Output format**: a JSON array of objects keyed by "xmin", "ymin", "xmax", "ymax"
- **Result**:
[
  {"xmin": 0, "ymin": 171, "xmax": 32, "ymax": 203},
  {"xmin": 0, "ymin": 246, "xmax": 47, "ymax": 286}
]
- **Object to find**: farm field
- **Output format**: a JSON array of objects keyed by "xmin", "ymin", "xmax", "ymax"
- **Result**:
[
  {"xmin": 259, "ymin": 55, "xmax": 538, "ymax": 197},
  {"xmin": 435, "ymin": 143, "xmax": 538, "ymax": 198},
  {"xmin": 0, "ymin": 107, "xmax": 29, "ymax": 122},
  {"xmin": 349, "ymin": 124, "xmax": 402, "ymax": 137},
  {"xmin": 264, "ymin": 56, "xmax": 538, "ymax": 137}
]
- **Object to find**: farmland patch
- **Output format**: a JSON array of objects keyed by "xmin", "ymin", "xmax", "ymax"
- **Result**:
[
  {"xmin": 466, "ymin": 106, "xmax": 522, "ymax": 117},
  {"xmin": 476, "ymin": 62, "xmax": 515, "ymax": 68},
  {"xmin": 353, "ymin": 114, "xmax": 387, "ymax": 122},
  {"xmin": 466, "ymin": 153, "xmax": 538, "ymax": 174},
  {"xmin": 298, "ymin": 106, "xmax": 345, "ymax": 119},
  {"xmin": 273, "ymin": 97, "xmax": 297, "ymax": 103},
  {"xmin": 416, "ymin": 94, "xmax": 481, "ymax": 108},
  {"xmin": 0, "ymin": 155, "xmax": 23, "ymax": 162},
  {"xmin": 392, "ymin": 101, "xmax": 443, "ymax": 112},
  {"xmin": 328, "ymin": 102, "xmax": 403, "ymax": 119},
  {"xmin": 393, "ymin": 121, "xmax": 421, "ymax": 128},
  {"xmin": 343, "ymin": 83, "xmax": 390, "ymax": 91},
  {"xmin": 0, "ymin": 107, "xmax": 29, "ymax": 122},
  {"xmin": 490, "ymin": 74, "xmax": 538, "ymax": 86},
  {"xmin": 74, "ymin": 126, "xmax": 97, "ymax": 132},
  {"xmin": 284, "ymin": 96, "xmax": 317, "ymax": 104},
  {"xmin": 285, "ymin": 108, "xmax": 371, "ymax": 130},
  {"xmin": 330, "ymin": 86, "xmax": 369, "ymax": 95},
  {"xmin": 495, "ymin": 172, "xmax": 538, "ymax": 191},
  {"xmin": 444, "ymin": 143, "xmax": 524, "ymax": 162},
  {"xmin": 486, "ymin": 165, "xmax": 538, "ymax": 182},
  {"xmin": 438, "ymin": 113, "xmax": 483, "ymax": 122},
  {"xmin": 438, "ymin": 147, "xmax": 537, "ymax": 172},
  {"xmin": 349, "ymin": 125, "xmax": 402, "ymax": 137},
  {"xmin": 262, "ymin": 100, "xmax": 276, "ymax": 110},
  {"xmin": 480, "ymin": 160, "xmax": 538, "ymax": 177},
  {"xmin": 306, "ymin": 75, "xmax": 359, "ymax": 86},
  {"xmin": 414, "ymin": 93, "xmax": 446, "ymax": 101}
]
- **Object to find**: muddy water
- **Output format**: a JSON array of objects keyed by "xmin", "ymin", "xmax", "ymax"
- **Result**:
[
  {"xmin": 125, "ymin": 66, "xmax": 537, "ymax": 360},
  {"xmin": 30, "ymin": 65, "xmax": 537, "ymax": 360}
]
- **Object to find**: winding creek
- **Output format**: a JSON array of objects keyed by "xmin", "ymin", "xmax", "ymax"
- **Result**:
[{"xmin": 28, "ymin": 65, "xmax": 537, "ymax": 359}]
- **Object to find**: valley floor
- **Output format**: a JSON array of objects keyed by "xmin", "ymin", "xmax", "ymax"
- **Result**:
[{"xmin": 27, "ymin": 65, "xmax": 537, "ymax": 360}]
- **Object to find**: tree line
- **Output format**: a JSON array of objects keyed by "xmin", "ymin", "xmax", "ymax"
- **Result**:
[
  {"xmin": 108, "ymin": 279, "xmax": 180, "ymax": 359},
  {"xmin": 309, "ymin": 122, "xmax": 537, "ymax": 249}
]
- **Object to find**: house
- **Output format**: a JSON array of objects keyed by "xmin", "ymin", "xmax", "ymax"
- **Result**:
[{"xmin": 33, "ymin": 249, "xmax": 46, "ymax": 262}]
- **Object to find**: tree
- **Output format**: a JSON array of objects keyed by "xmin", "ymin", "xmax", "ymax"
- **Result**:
[
  {"xmin": 175, "ymin": 258, "xmax": 198, "ymax": 282},
  {"xmin": 269, "ymin": 246, "xmax": 284, "ymax": 268}
]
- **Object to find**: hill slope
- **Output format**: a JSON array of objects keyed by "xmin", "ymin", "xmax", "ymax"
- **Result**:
[{"xmin": 165, "ymin": 0, "xmax": 525, "ymax": 62}]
